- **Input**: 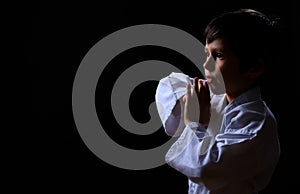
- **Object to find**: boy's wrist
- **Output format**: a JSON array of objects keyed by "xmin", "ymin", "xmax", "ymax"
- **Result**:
[{"xmin": 186, "ymin": 122, "xmax": 207, "ymax": 131}]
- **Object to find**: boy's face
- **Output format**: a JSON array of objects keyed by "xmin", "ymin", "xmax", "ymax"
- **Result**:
[{"xmin": 204, "ymin": 38, "xmax": 249, "ymax": 96}]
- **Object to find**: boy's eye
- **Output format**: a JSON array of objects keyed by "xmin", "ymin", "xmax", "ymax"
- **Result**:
[
  {"xmin": 216, "ymin": 53, "xmax": 223, "ymax": 58},
  {"xmin": 213, "ymin": 53, "xmax": 224, "ymax": 59}
]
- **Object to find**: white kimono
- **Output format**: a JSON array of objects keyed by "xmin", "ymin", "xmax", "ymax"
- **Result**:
[{"xmin": 155, "ymin": 72, "xmax": 280, "ymax": 194}]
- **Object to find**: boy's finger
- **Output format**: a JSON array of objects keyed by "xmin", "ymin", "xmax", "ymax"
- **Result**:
[
  {"xmin": 194, "ymin": 77, "xmax": 198, "ymax": 92},
  {"xmin": 186, "ymin": 83, "xmax": 191, "ymax": 99},
  {"xmin": 198, "ymin": 79, "xmax": 203, "ymax": 91}
]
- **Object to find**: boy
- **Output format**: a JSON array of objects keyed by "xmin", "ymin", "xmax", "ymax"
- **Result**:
[{"xmin": 155, "ymin": 9, "xmax": 280, "ymax": 194}]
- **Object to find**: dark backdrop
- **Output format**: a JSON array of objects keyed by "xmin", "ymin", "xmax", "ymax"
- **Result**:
[{"xmin": 28, "ymin": 0, "xmax": 298, "ymax": 193}]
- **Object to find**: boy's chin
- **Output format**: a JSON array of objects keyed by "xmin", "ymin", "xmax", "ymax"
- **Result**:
[{"xmin": 209, "ymin": 84, "xmax": 226, "ymax": 95}]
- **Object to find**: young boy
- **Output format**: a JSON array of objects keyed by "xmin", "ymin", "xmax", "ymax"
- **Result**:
[{"xmin": 155, "ymin": 9, "xmax": 280, "ymax": 194}]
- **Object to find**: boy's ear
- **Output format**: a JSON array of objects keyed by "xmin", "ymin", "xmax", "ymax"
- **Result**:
[{"xmin": 246, "ymin": 59, "xmax": 265, "ymax": 79}]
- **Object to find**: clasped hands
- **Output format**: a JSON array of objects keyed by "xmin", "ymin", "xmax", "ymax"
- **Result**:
[{"xmin": 182, "ymin": 77, "xmax": 211, "ymax": 127}]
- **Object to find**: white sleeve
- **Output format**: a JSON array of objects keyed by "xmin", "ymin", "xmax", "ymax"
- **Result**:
[{"xmin": 155, "ymin": 72, "xmax": 191, "ymax": 136}]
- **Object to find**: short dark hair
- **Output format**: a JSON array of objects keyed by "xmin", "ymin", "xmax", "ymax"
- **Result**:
[{"xmin": 204, "ymin": 9, "xmax": 278, "ymax": 73}]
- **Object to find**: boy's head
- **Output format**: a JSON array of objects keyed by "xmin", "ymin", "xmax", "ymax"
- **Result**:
[{"xmin": 204, "ymin": 9, "xmax": 277, "ymax": 74}]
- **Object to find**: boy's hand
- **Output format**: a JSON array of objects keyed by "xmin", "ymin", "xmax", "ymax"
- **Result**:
[{"xmin": 183, "ymin": 77, "xmax": 211, "ymax": 127}]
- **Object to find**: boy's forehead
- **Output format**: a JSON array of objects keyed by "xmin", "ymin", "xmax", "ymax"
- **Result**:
[{"xmin": 205, "ymin": 38, "xmax": 227, "ymax": 51}]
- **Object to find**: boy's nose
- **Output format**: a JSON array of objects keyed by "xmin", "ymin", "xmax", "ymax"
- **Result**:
[{"xmin": 203, "ymin": 56, "xmax": 215, "ymax": 72}]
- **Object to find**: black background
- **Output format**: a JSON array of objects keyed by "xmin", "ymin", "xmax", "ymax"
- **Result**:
[{"xmin": 27, "ymin": 0, "xmax": 298, "ymax": 193}]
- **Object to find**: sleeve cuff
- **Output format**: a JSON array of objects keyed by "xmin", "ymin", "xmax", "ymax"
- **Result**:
[{"xmin": 186, "ymin": 122, "xmax": 207, "ymax": 132}]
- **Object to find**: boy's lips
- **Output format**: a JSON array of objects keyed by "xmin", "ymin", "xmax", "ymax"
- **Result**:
[{"xmin": 205, "ymin": 75, "xmax": 212, "ymax": 83}]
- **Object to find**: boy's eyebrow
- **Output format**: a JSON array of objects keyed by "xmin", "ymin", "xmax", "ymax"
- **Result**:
[
  {"xmin": 213, "ymin": 48, "xmax": 225, "ymax": 53},
  {"xmin": 204, "ymin": 46, "xmax": 224, "ymax": 53}
]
